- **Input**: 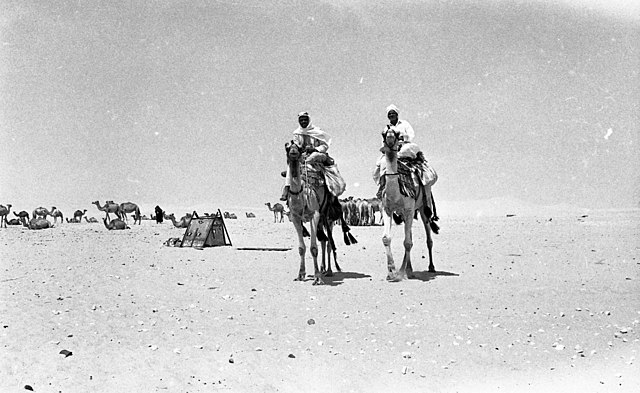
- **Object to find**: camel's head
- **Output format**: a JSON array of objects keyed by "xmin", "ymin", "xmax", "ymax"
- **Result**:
[
  {"xmin": 285, "ymin": 141, "xmax": 301, "ymax": 163},
  {"xmin": 382, "ymin": 128, "xmax": 401, "ymax": 151}
]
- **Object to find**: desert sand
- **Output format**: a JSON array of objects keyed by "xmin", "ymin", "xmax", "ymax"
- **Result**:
[{"xmin": 1, "ymin": 203, "xmax": 639, "ymax": 393}]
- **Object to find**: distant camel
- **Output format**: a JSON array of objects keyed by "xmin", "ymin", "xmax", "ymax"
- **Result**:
[
  {"xmin": 84, "ymin": 216, "xmax": 99, "ymax": 223},
  {"xmin": 66, "ymin": 217, "xmax": 81, "ymax": 223},
  {"xmin": 14, "ymin": 211, "xmax": 30, "ymax": 222},
  {"xmin": 92, "ymin": 201, "xmax": 122, "ymax": 222},
  {"xmin": 265, "ymin": 202, "xmax": 285, "ymax": 223},
  {"xmin": 50, "ymin": 207, "xmax": 64, "ymax": 224},
  {"xmin": 223, "ymin": 212, "xmax": 237, "ymax": 219},
  {"xmin": 74, "ymin": 209, "xmax": 87, "ymax": 222},
  {"xmin": 7, "ymin": 218, "xmax": 22, "ymax": 225},
  {"xmin": 32, "ymin": 207, "xmax": 53, "ymax": 220},
  {"xmin": 0, "ymin": 204, "xmax": 12, "ymax": 228},
  {"xmin": 120, "ymin": 202, "xmax": 141, "ymax": 225},
  {"xmin": 103, "ymin": 217, "xmax": 129, "ymax": 230},
  {"xmin": 24, "ymin": 217, "xmax": 53, "ymax": 230},
  {"xmin": 245, "ymin": 212, "xmax": 256, "ymax": 218},
  {"xmin": 164, "ymin": 213, "xmax": 191, "ymax": 228}
]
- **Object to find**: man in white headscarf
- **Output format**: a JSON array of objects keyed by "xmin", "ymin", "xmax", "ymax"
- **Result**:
[
  {"xmin": 373, "ymin": 104, "xmax": 437, "ymax": 197},
  {"xmin": 281, "ymin": 111, "xmax": 334, "ymax": 201}
]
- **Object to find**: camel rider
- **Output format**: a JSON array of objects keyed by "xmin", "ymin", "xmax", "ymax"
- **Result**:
[
  {"xmin": 373, "ymin": 104, "xmax": 436, "ymax": 197},
  {"xmin": 281, "ymin": 111, "xmax": 334, "ymax": 201}
]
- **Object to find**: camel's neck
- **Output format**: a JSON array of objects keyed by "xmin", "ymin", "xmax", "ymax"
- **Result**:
[
  {"xmin": 383, "ymin": 150, "xmax": 402, "ymax": 200},
  {"xmin": 288, "ymin": 160, "xmax": 304, "ymax": 194},
  {"xmin": 384, "ymin": 150, "xmax": 398, "ymax": 174}
]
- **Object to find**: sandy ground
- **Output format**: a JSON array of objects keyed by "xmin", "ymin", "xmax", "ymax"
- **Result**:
[{"xmin": 1, "ymin": 206, "xmax": 639, "ymax": 393}]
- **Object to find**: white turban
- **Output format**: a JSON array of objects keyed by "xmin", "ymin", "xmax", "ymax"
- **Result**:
[{"xmin": 386, "ymin": 104, "xmax": 399, "ymax": 115}]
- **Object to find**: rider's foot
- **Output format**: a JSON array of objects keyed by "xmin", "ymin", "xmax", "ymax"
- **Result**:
[{"xmin": 280, "ymin": 186, "xmax": 290, "ymax": 201}]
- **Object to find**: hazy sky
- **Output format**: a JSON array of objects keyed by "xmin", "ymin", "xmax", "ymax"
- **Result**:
[{"xmin": 1, "ymin": 0, "xmax": 638, "ymax": 214}]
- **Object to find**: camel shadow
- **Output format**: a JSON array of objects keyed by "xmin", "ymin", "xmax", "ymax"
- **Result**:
[
  {"xmin": 323, "ymin": 271, "xmax": 372, "ymax": 287},
  {"xmin": 408, "ymin": 270, "xmax": 459, "ymax": 282}
]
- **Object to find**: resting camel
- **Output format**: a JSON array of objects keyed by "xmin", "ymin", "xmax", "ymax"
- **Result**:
[
  {"xmin": 103, "ymin": 217, "xmax": 129, "ymax": 230},
  {"xmin": 32, "ymin": 207, "xmax": 53, "ymax": 220},
  {"xmin": 24, "ymin": 217, "xmax": 53, "ymax": 230},
  {"xmin": 66, "ymin": 217, "xmax": 81, "ymax": 223},
  {"xmin": 50, "ymin": 207, "xmax": 64, "ymax": 224},
  {"xmin": 120, "ymin": 202, "xmax": 141, "ymax": 225},
  {"xmin": 265, "ymin": 202, "xmax": 285, "ymax": 223},
  {"xmin": 92, "ymin": 201, "xmax": 122, "ymax": 222},
  {"xmin": 378, "ymin": 128, "xmax": 438, "ymax": 281},
  {"xmin": 84, "ymin": 216, "xmax": 99, "ymax": 223},
  {"xmin": 7, "ymin": 218, "xmax": 22, "ymax": 225},
  {"xmin": 73, "ymin": 209, "xmax": 87, "ymax": 222},
  {"xmin": 164, "ymin": 213, "xmax": 191, "ymax": 228},
  {"xmin": 246, "ymin": 212, "xmax": 256, "ymax": 218},
  {"xmin": 0, "ymin": 204, "xmax": 12, "ymax": 228},
  {"xmin": 285, "ymin": 142, "xmax": 356, "ymax": 285}
]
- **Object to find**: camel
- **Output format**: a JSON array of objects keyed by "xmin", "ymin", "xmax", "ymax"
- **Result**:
[
  {"xmin": 14, "ymin": 211, "xmax": 30, "ymax": 222},
  {"xmin": 284, "ymin": 142, "xmax": 356, "ymax": 285},
  {"xmin": 7, "ymin": 218, "xmax": 22, "ymax": 225},
  {"xmin": 50, "ymin": 207, "xmax": 64, "ymax": 224},
  {"xmin": 84, "ymin": 216, "xmax": 99, "ymax": 223},
  {"xmin": 367, "ymin": 197, "xmax": 382, "ymax": 225},
  {"xmin": 103, "ymin": 217, "xmax": 129, "ymax": 230},
  {"xmin": 246, "ymin": 212, "xmax": 256, "ymax": 218},
  {"xmin": 0, "ymin": 204, "xmax": 11, "ymax": 228},
  {"xmin": 73, "ymin": 209, "xmax": 87, "ymax": 222},
  {"xmin": 164, "ymin": 213, "xmax": 191, "ymax": 228},
  {"xmin": 378, "ymin": 128, "xmax": 438, "ymax": 281},
  {"xmin": 32, "ymin": 207, "xmax": 53, "ymax": 220},
  {"xmin": 66, "ymin": 217, "xmax": 81, "ymax": 223},
  {"xmin": 265, "ymin": 202, "xmax": 285, "ymax": 223},
  {"xmin": 92, "ymin": 201, "xmax": 122, "ymax": 222},
  {"xmin": 120, "ymin": 202, "xmax": 141, "ymax": 225},
  {"xmin": 24, "ymin": 217, "xmax": 53, "ymax": 230},
  {"xmin": 223, "ymin": 211, "xmax": 237, "ymax": 219}
]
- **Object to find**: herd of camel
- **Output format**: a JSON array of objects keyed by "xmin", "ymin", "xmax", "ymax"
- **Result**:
[
  {"xmin": 265, "ymin": 198, "xmax": 382, "ymax": 226},
  {"xmin": 0, "ymin": 198, "xmax": 382, "ymax": 231},
  {"xmin": 0, "ymin": 201, "xmax": 142, "ymax": 230}
]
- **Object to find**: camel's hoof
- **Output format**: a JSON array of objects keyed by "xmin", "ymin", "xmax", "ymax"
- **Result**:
[
  {"xmin": 428, "ymin": 267, "xmax": 436, "ymax": 273},
  {"xmin": 294, "ymin": 274, "xmax": 306, "ymax": 281},
  {"xmin": 323, "ymin": 270, "xmax": 334, "ymax": 277},
  {"xmin": 312, "ymin": 278, "xmax": 325, "ymax": 286}
]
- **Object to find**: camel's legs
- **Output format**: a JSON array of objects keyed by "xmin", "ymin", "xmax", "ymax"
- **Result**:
[
  {"xmin": 398, "ymin": 208, "xmax": 415, "ymax": 280},
  {"xmin": 418, "ymin": 208, "xmax": 436, "ymax": 273},
  {"xmin": 292, "ymin": 218, "xmax": 307, "ymax": 281},
  {"xmin": 309, "ymin": 213, "xmax": 324, "ymax": 285},
  {"xmin": 320, "ymin": 239, "xmax": 328, "ymax": 275},
  {"xmin": 382, "ymin": 210, "xmax": 398, "ymax": 281}
]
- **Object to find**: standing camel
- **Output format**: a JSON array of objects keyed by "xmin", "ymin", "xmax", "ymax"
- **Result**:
[
  {"xmin": 73, "ymin": 209, "xmax": 87, "ymax": 222},
  {"xmin": 32, "ymin": 207, "xmax": 53, "ymax": 220},
  {"xmin": 120, "ymin": 202, "xmax": 141, "ymax": 225},
  {"xmin": 92, "ymin": 201, "xmax": 122, "ymax": 222},
  {"xmin": 265, "ymin": 202, "xmax": 285, "ymax": 223},
  {"xmin": 284, "ymin": 142, "xmax": 355, "ymax": 285},
  {"xmin": 50, "ymin": 207, "xmax": 64, "ymax": 224},
  {"xmin": 0, "ymin": 204, "xmax": 12, "ymax": 228},
  {"xmin": 14, "ymin": 211, "xmax": 30, "ymax": 224},
  {"xmin": 378, "ymin": 128, "xmax": 438, "ymax": 281}
]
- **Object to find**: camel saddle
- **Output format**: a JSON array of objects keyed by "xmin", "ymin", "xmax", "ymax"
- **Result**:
[{"xmin": 378, "ymin": 152, "xmax": 437, "ymax": 200}]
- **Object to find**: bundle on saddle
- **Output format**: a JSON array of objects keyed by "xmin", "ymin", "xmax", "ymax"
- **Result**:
[{"xmin": 285, "ymin": 142, "xmax": 356, "ymax": 245}]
